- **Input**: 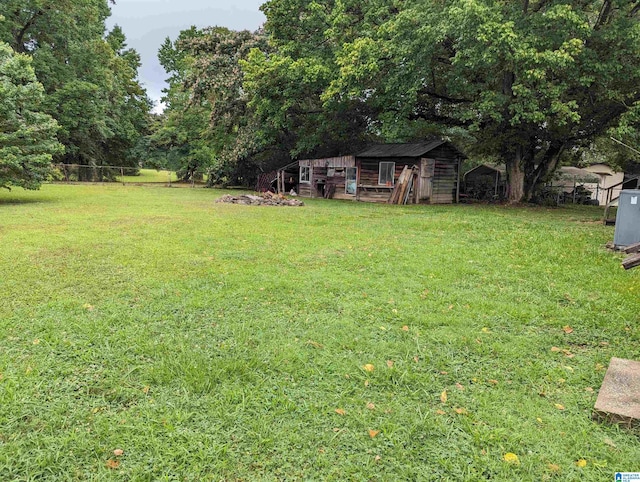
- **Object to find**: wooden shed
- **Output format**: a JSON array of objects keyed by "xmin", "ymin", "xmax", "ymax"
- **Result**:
[
  {"xmin": 276, "ymin": 139, "xmax": 465, "ymax": 204},
  {"xmin": 355, "ymin": 141, "xmax": 465, "ymax": 204}
]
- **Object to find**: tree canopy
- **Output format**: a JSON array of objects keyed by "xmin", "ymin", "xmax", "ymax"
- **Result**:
[
  {"xmin": 0, "ymin": 1, "xmax": 151, "ymax": 175},
  {"xmin": 0, "ymin": 41, "xmax": 62, "ymax": 190},
  {"xmin": 240, "ymin": 0, "xmax": 640, "ymax": 201}
]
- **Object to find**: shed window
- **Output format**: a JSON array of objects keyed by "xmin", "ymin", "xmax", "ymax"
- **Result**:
[
  {"xmin": 346, "ymin": 167, "xmax": 357, "ymax": 194},
  {"xmin": 379, "ymin": 162, "xmax": 395, "ymax": 186},
  {"xmin": 300, "ymin": 166, "xmax": 310, "ymax": 183}
]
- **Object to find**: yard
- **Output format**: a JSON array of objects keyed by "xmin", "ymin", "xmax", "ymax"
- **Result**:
[{"xmin": 0, "ymin": 184, "xmax": 638, "ymax": 480}]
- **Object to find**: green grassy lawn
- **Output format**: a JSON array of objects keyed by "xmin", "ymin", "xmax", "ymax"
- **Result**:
[
  {"xmin": 119, "ymin": 169, "xmax": 178, "ymax": 184},
  {"xmin": 0, "ymin": 184, "xmax": 638, "ymax": 480}
]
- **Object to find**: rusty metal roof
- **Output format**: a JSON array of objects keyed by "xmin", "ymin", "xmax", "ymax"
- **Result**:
[{"xmin": 356, "ymin": 139, "xmax": 465, "ymax": 159}]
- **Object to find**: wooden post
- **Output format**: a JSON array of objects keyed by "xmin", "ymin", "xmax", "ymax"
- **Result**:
[
  {"xmin": 456, "ymin": 158, "xmax": 461, "ymax": 203},
  {"xmin": 121, "ymin": 167, "xmax": 125, "ymax": 186},
  {"xmin": 622, "ymin": 253, "xmax": 640, "ymax": 270},
  {"xmin": 355, "ymin": 160, "xmax": 361, "ymax": 202}
]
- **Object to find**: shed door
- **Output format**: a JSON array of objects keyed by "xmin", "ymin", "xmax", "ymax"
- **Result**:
[{"xmin": 419, "ymin": 158, "xmax": 435, "ymax": 200}]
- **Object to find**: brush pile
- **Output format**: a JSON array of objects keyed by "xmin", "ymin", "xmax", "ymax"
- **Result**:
[{"xmin": 216, "ymin": 191, "xmax": 304, "ymax": 207}]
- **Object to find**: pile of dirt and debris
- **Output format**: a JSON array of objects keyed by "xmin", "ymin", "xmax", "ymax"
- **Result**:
[{"xmin": 216, "ymin": 191, "xmax": 304, "ymax": 207}]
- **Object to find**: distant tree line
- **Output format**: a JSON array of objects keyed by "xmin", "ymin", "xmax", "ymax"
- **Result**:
[
  {"xmin": 148, "ymin": 0, "xmax": 640, "ymax": 202},
  {"xmin": 0, "ymin": 1, "xmax": 151, "ymax": 189},
  {"xmin": 3, "ymin": 1, "xmax": 639, "ymax": 202}
]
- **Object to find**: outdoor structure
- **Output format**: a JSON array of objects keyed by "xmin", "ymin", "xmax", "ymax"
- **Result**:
[
  {"xmin": 275, "ymin": 140, "xmax": 465, "ymax": 204},
  {"xmin": 583, "ymin": 164, "xmax": 625, "ymax": 205},
  {"xmin": 462, "ymin": 164, "xmax": 506, "ymax": 201},
  {"xmin": 462, "ymin": 163, "xmax": 626, "ymax": 205}
]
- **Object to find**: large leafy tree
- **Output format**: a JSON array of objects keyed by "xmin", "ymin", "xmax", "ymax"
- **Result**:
[
  {"xmin": 248, "ymin": 0, "xmax": 640, "ymax": 202},
  {"xmin": 155, "ymin": 27, "xmax": 279, "ymax": 186},
  {"xmin": 0, "ymin": 41, "xmax": 62, "ymax": 190},
  {"xmin": 0, "ymin": 1, "xmax": 150, "ymax": 170},
  {"xmin": 153, "ymin": 27, "xmax": 215, "ymax": 182}
]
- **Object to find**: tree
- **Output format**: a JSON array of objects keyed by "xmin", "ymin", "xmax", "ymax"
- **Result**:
[
  {"xmin": 0, "ymin": 1, "xmax": 151, "ymax": 171},
  {"xmin": 0, "ymin": 42, "xmax": 62, "ymax": 190},
  {"xmin": 250, "ymin": 0, "xmax": 640, "ymax": 202},
  {"xmin": 154, "ymin": 27, "xmax": 216, "ymax": 182}
]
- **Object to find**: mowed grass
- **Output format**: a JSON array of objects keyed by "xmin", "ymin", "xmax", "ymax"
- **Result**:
[
  {"xmin": 0, "ymin": 184, "xmax": 638, "ymax": 481},
  {"xmin": 120, "ymin": 169, "xmax": 178, "ymax": 184}
]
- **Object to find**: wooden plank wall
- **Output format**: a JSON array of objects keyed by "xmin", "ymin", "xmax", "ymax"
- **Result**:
[
  {"xmin": 297, "ymin": 156, "xmax": 356, "ymax": 198},
  {"xmin": 431, "ymin": 160, "xmax": 457, "ymax": 204}
]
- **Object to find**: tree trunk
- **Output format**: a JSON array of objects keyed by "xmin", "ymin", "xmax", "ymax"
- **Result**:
[{"xmin": 505, "ymin": 146, "xmax": 526, "ymax": 203}]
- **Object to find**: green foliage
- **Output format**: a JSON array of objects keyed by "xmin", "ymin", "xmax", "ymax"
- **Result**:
[
  {"xmin": 0, "ymin": 0, "xmax": 151, "ymax": 169},
  {"xmin": 247, "ymin": 0, "xmax": 640, "ymax": 201},
  {"xmin": 151, "ymin": 27, "xmax": 278, "ymax": 186},
  {"xmin": 0, "ymin": 184, "xmax": 639, "ymax": 479},
  {"xmin": 0, "ymin": 42, "xmax": 62, "ymax": 190}
]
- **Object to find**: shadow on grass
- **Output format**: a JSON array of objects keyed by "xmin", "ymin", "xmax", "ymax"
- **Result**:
[{"xmin": 0, "ymin": 195, "xmax": 58, "ymax": 205}]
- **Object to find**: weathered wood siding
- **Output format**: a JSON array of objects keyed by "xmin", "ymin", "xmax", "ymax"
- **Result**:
[
  {"xmin": 431, "ymin": 160, "xmax": 458, "ymax": 204},
  {"xmin": 297, "ymin": 156, "xmax": 355, "ymax": 198},
  {"xmin": 356, "ymin": 156, "xmax": 458, "ymax": 204}
]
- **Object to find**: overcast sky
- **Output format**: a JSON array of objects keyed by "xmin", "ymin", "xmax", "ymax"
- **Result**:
[{"xmin": 106, "ymin": 0, "xmax": 266, "ymax": 112}]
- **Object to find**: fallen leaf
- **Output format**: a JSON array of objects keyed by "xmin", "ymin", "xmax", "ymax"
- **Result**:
[
  {"xmin": 551, "ymin": 346, "xmax": 561, "ymax": 352},
  {"xmin": 547, "ymin": 463, "xmax": 560, "ymax": 472},
  {"xmin": 440, "ymin": 390, "xmax": 448, "ymax": 403},
  {"xmin": 448, "ymin": 304, "xmax": 454, "ymax": 310},
  {"xmin": 488, "ymin": 379, "xmax": 499, "ymax": 385},
  {"xmin": 585, "ymin": 387, "xmax": 594, "ymax": 393},
  {"xmin": 562, "ymin": 325, "xmax": 574, "ymax": 334},
  {"xmin": 536, "ymin": 417, "xmax": 543, "ymax": 423},
  {"xmin": 364, "ymin": 380, "xmax": 370, "ymax": 387},
  {"xmin": 402, "ymin": 325, "xmax": 409, "ymax": 332},
  {"xmin": 554, "ymin": 403, "xmax": 565, "ymax": 410},
  {"xmin": 575, "ymin": 459, "xmax": 587, "ymax": 467},
  {"xmin": 481, "ymin": 327, "xmax": 491, "ymax": 333},
  {"xmin": 440, "ymin": 371, "xmax": 448, "ymax": 375},
  {"xmin": 386, "ymin": 360, "xmax": 394, "ymax": 368},
  {"xmin": 413, "ymin": 356, "xmax": 419, "ymax": 363},
  {"xmin": 503, "ymin": 453, "xmax": 519, "ymax": 464},
  {"xmin": 562, "ymin": 349, "xmax": 575, "ymax": 358},
  {"xmin": 106, "ymin": 460, "xmax": 120, "ymax": 469},
  {"xmin": 455, "ymin": 383, "xmax": 465, "ymax": 391},
  {"xmin": 454, "ymin": 407, "xmax": 468, "ymax": 415},
  {"xmin": 113, "ymin": 449, "xmax": 124, "ymax": 456},
  {"xmin": 363, "ymin": 364, "xmax": 375, "ymax": 372},
  {"xmin": 142, "ymin": 386, "xmax": 150, "ymax": 394},
  {"xmin": 368, "ymin": 429, "xmax": 380, "ymax": 439},
  {"xmin": 32, "ymin": 339, "xmax": 40, "ymax": 345},
  {"xmin": 374, "ymin": 455, "xmax": 381, "ymax": 462},
  {"xmin": 332, "ymin": 428, "xmax": 340, "ymax": 432},
  {"xmin": 306, "ymin": 340, "xmax": 324, "ymax": 349},
  {"xmin": 335, "ymin": 408, "xmax": 346, "ymax": 416},
  {"xmin": 366, "ymin": 402, "xmax": 375, "ymax": 410},
  {"xmin": 83, "ymin": 303, "xmax": 94, "ymax": 311},
  {"xmin": 604, "ymin": 437, "xmax": 616, "ymax": 448}
]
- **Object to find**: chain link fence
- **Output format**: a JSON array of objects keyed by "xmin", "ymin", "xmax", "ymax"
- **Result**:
[{"xmin": 52, "ymin": 164, "xmax": 187, "ymax": 186}]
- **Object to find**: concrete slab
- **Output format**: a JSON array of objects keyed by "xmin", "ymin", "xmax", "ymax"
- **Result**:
[{"xmin": 594, "ymin": 357, "xmax": 640, "ymax": 426}]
